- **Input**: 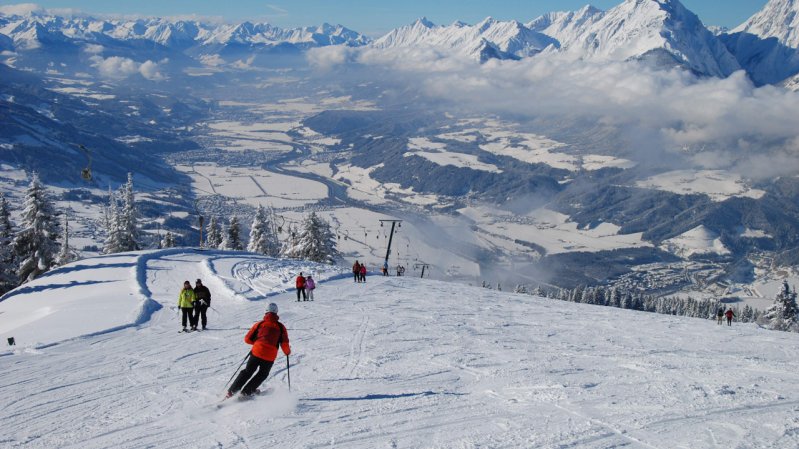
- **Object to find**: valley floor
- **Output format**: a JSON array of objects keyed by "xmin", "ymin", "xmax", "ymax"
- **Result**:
[{"xmin": 1, "ymin": 250, "xmax": 799, "ymax": 448}]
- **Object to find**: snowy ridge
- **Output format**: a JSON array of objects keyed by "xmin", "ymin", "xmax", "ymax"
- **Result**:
[
  {"xmin": 1, "ymin": 250, "xmax": 799, "ymax": 447},
  {"xmin": 722, "ymin": 0, "xmax": 799, "ymax": 85},
  {"xmin": 553, "ymin": 0, "xmax": 740, "ymax": 77},
  {"xmin": 732, "ymin": 0, "xmax": 799, "ymax": 49},
  {"xmin": 372, "ymin": 17, "xmax": 557, "ymax": 60},
  {"xmin": 0, "ymin": 11, "xmax": 369, "ymax": 51},
  {"xmin": 526, "ymin": 5, "xmax": 605, "ymax": 44}
]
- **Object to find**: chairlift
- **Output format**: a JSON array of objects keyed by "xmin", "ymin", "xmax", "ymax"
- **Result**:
[{"xmin": 78, "ymin": 144, "xmax": 92, "ymax": 181}]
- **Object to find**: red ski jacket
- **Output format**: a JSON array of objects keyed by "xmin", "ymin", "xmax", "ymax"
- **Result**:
[
  {"xmin": 245, "ymin": 312, "xmax": 291, "ymax": 362},
  {"xmin": 296, "ymin": 275, "xmax": 306, "ymax": 288}
]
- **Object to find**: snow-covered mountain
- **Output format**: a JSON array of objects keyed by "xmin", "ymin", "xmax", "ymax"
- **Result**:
[
  {"xmin": 0, "ymin": 10, "xmax": 369, "ymax": 54},
  {"xmin": 785, "ymin": 72, "xmax": 799, "ymax": 91},
  {"xmin": 547, "ymin": 0, "xmax": 740, "ymax": 77},
  {"xmin": 526, "ymin": 5, "xmax": 605, "ymax": 44},
  {"xmin": 374, "ymin": 0, "xmax": 741, "ymax": 77},
  {"xmin": 372, "ymin": 17, "xmax": 558, "ymax": 60},
  {"xmin": 721, "ymin": 0, "xmax": 799, "ymax": 86},
  {"xmin": 2, "ymin": 249, "xmax": 799, "ymax": 447},
  {"xmin": 732, "ymin": 0, "xmax": 799, "ymax": 48}
]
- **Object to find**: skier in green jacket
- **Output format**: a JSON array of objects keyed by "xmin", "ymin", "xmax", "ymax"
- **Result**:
[{"xmin": 178, "ymin": 280, "xmax": 197, "ymax": 332}]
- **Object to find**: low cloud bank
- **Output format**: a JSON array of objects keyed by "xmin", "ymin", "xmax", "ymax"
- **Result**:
[
  {"xmin": 308, "ymin": 46, "xmax": 799, "ymax": 179},
  {"xmin": 90, "ymin": 56, "xmax": 167, "ymax": 81}
]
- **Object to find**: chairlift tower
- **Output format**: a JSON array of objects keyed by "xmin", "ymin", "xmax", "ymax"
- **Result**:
[
  {"xmin": 414, "ymin": 262, "xmax": 430, "ymax": 279},
  {"xmin": 379, "ymin": 219, "xmax": 402, "ymax": 273}
]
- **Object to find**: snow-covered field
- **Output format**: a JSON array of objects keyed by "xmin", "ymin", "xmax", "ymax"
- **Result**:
[
  {"xmin": 177, "ymin": 163, "xmax": 328, "ymax": 209},
  {"xmin": 2, "ymin": 250, "xmax": 799, "ymax": 448},
  {"xmin": 636, "ymin": 170, "xmax": 767, "ymax": 202},
  {"xmin": 459, "ymin": 205, "xmax": 651, "ymax": 256}
]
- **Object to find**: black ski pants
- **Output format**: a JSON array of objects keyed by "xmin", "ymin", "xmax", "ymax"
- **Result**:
[
  {"xmin": 194, "ymin": 305, "xmax": 208, "ymax": 328},
  {"xmin": 296, "ymin": 287, "xmax": 306, "ymax": 301},
  {"xmin": 230, "ymin": 355, "xmax": 274, "ymax": 396},
  {"xmin": 181, "ymin": 307, "xmax": 195, "ymax": 328}
]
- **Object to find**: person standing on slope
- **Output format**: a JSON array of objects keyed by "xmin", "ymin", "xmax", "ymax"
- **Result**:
[
  {"xmin": 226, "ymin": 302, "xmax": 291, "ymax": 398},
  {"xmin": 360, "ymin": 263, "xmax": 367, "ymax": 283},
  {"xmin": 353, "ymin": 260, "xmax": 361, "ymax": 283},
  {"xmin": 178, "ymin": 280, "xmax": 196, "ymax": 332},
  {"xmin": 717, "ymin": 307, "xmax": 724, "ymax": 325},
  {"xmin": 193, "ymin": 278, "xmax": 212, "ymax": 330},
  {"xmin": 296, "ymin": 272, "xmax": 307, "ymax": 301},
  {"xmin": 725, "ymin": 308, "xmax": 736, "ymax": 326},
  {"xmin": 306, "ymin": 275, "xmax": 316, "ymax": 301}
]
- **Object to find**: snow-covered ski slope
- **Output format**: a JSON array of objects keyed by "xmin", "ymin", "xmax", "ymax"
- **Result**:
[{"xmin": 2, "ymin": 249, "xmax": 799, "ymax": 448}]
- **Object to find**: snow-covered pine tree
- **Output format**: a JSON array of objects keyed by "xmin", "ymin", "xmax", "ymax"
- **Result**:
[
  {"xmin": 206, "ymin": 216, "xmax": 223, "ymax": 249},
  {"xmin": 162, "ymin": 231, "xmax": 176, "ymax": 248},
  {"xmin": 55, "ymin": 213, "xmax": 78, "ymax": 266},
  {"xmin": 762, "ymin": 281, "xmax": 799, "ymax": 332},
  {"xmin": 119, "ymin": 173, "xmax": 139, "ymax": 252},
  {"xmin": 223, "ymin": 215, "xmax": 243, "ymax": 251},
  {"xmin": 0, "ymin": 192, "xmax": 17, "ymax": 293},
  {"xmin": 281, "ymin": 212, "xmax": 338, "ymax": 264},
  {"xmin": 13, "ymin": 173, "xmax": 61, "ymax": 284},
  {"xmin": 103, "ymin": 188, "xmax": 124, "ymax": 254},
  {"xmin": 248, "ymin": 205, "xmax": 280, "ymax": 256}
]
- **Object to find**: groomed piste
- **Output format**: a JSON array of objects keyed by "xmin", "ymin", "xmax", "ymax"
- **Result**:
[{"xmin": 2, "ymin": 249, "xmax": 799, "ymax": 448}]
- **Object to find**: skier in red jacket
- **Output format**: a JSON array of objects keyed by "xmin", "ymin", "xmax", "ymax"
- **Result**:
[
  {"xmin": 296, "ymin": 272, "xmax": 307, "ymax": 301},
  {"xmin": 226, "ymin": 303, "xmax": 291, "ymax": 398},
  {"xmin": 725, "ymin": 308, "xmax": 735, "ymax": 326}
]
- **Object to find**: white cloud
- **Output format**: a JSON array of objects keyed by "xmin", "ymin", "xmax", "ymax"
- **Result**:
[
  {"xmin": 90, "ymin": 56, "xmax": 166, "ymax": 81},
  {"xmin": 0, "ymin": 3, "xmax": 44, "ymax": 16},
  {"xmin": 310, "ymin": 48, "xmax": 799, "ymax": 179},
  {"xmin": 199, "ymin": 54, "xmax": 225, "ymax": 67},
  {"xmin": 82, "ymin": 44, "xmax": 104, "ymax": 55},
  {"xmin": 139, "ymin": 59, "xmax": 166, "ymax": 81}
]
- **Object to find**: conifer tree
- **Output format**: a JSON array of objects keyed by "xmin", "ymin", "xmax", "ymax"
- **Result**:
[
  {"xmin": 206, "ymin": 216, "xmax": 223, "ymax": 249},
  {"xmin": 55, "ymin": 213, "xmax": 78, "ymax": 266},
  {"xmin": 103, "ymin": 188, "xmax": 124, "ymax": 254},
  {"xmin": 223, "ymin": 215, "xmax": 243, "ymax": 250},
  {"xmin": 248, "ymin": 205, "xmax": 280, "ymax": 256},
  {"xmin": 0, "ymin": 192, "xmax": 17, "ymax": 293},
  {"xmin": 13, "ymin": 173, "xmax": 61, "ymax": 284},
  {"xmin": 763, "ymin": 281, "xmax": 799, "ymax": 331},
  {"xmin": 162, "ymin": 231, "xmax": 176, "ymax": 248},
  {"xmin": 281, "ymin": 212, "xmax": 338, "ymax": 264},
  {"xmin": 119, "ymin": 173, "xmax": 139, "ymax": 251}
]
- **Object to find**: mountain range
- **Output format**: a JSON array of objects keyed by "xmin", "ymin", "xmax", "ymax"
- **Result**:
[{"xmin": 2, "ymin": 0, "xmax": 799, "ymax": 86}]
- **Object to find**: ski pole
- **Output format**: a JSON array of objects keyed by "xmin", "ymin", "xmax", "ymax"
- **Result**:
[
  {"xmin": 223, "ymin": 351, "xmax": 251, "ymax": 391},
  {"xmin": 286, "ymin": 355, "xmax": 291, "ymax": 392}
]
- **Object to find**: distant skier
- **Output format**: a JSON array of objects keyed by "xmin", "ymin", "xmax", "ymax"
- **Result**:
[
  {"xmin": 382, "ymin": 262, "xmax": 388, "ymax": 276},
  {"xmin": 306, "ymin": 275, "xmax": 315, "ymax": 301},
  {"xmin": 353, "ymin": 261, "xmax": 361, "ymax": 283},
  {"xmin": 226, "ymin": 302, "xmax": 291, "ymax": 399},
  {"xmin": 360, "ymin": 264, "xmax": 367, "ymax": 283},
  {"xmin": 296, "ymin": 272, "xmax": 307, "ymax": 301},
  {"xmin": 717, "ymin": 307, "xmax": 724, "ymax": 325},
  {"xmin": 193, "ymin": 278, "xmax": 212, "ymax": 330},
  {"xmin": 725, "ymin": 308, "xmax": 736, "ymax": 326},
  {"xmin": 178, "ymin": 280, "xmax": 197, "ymax": 332}
]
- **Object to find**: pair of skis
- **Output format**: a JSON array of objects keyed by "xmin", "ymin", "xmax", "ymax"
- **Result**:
[{"xmin": 217, "ymin": 354, "xmax": 291, "ymax": 406}]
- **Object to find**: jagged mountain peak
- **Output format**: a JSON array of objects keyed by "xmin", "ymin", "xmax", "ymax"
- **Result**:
[
  {"xmin": 373, "ymin": 17, "xmax": 556, "ymax": 60},
  {"xmin": 415, "ymin": 17, "xmax": 435, "ymax": 28},
  {"xmin": 550, "ymin": 0, "xmax": 740, "ymax": 77},
  {"xmin": 0, "ymin": 11, "xmax": 370, "ymax": 51},
  {"xmin": 733, "ymin": 0, "xmax": 799, "ymax": 49}
]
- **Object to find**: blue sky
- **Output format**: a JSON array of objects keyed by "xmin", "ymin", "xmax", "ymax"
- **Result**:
[{"xmin": 3, "ymin": 1, "xmax": 768, "ymax": 36}]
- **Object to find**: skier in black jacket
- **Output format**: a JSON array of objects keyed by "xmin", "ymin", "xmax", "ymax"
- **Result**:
[{"xmin": 193, "ymin": 279, "xmax": 212, "ymax": 330}]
